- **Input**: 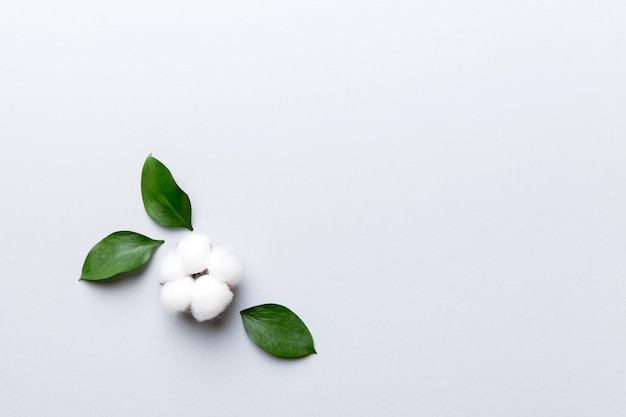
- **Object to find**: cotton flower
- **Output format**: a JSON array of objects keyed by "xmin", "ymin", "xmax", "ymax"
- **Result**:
[
  {"xmin": 206, "ymin": 246, "xmax": 242, "ymax": 287},
  {"xmin": 190, "ymin": 276, "xmax": 234, "ymax": 321},
  {"xmin": 160, "ymin": 277, "xmax": 195, "ymax": 313},
  {"xmin": 157, "ymin": 251, "xmax": 186, "ymax": 284},
  {"xmin": 176, "ymin": 232, "xmax": 212, "ymax": 275},
  {"xmin": 158, "ymin": 231, "xmax": 241, "ymax": 321}
]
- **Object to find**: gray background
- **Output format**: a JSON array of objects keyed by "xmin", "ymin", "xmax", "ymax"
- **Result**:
[{"xmin": 1, "ymin": 1, "xmax": 625, "ymax": 416}]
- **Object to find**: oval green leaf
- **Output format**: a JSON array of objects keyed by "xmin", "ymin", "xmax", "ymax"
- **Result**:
[
  {"xmin": 81, "ymin": 231, "xmax": 164, "ymax": 281},
  {"xmin": 141, "ymin": 154, "xmax": 193, "ymax": 230},
  {"xmin": 240, "ymin": 304, "xmax": 316, "ymax": 358}
]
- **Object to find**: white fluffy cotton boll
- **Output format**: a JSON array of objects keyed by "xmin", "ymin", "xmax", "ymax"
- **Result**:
[
  {"xmin": 176, "ymin": 232, "xmax": 212, "ymax": 275},
  {"xmin": 190, "ymin": 276, "xmax": 234, "ymax": 321},
  {"xmin": 160, "ymin": 277, "xmax": 195, "ymax": 313},
  {"xmin": 157, "ymin": 251, "xmax": 186, "ymax": 284},
  {"xmin": 206, "ymin": 246, "xmax": 242, "ymax": 288}
]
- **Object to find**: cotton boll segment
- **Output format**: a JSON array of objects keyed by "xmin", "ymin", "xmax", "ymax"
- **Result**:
[
  {"xmin": 160, "ymin": 277, "xmax": 195, "ymax": 313},
  {"xmin": 206, "ymin": 246, "xmax": 242, "ymax": 288},
  {"xmin": 157, "ymin": 251, "xmax": 186, "ymax": 283},
  {"xmin": 190, "ymin": 276, "xmax": 234, "ymax": 321},
  {"xmin": 176, "ymin": 232, "xmax": 212, "ymax": 275}
]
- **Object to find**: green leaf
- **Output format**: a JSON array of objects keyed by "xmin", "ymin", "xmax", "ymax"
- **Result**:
[
  {"xmin": 141, "ymin": 154, "xmax": 193, "ymax": 230},
  {"xmin": 81, "ymin": 231, "xmax": 164, "ymax": 281},
  {"xmin": 240, "ymin": 304, "xmax": 316, "ymax": 358}
]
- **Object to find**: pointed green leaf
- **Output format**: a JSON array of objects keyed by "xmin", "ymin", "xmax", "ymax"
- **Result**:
[
  {"xmin": 141, "ymin": 154, "xmax": 193, "ymax": 230},
  {"xmin": 240, "ymin": 304, "xmax": 316, "ymax": 358},
  {"xmin": 81, "ymin": 231, "xmax": 164, "ymax": 281}
]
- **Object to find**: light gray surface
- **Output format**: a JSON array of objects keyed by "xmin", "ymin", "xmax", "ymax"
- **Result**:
[{"xmin": 1, "ymin": 1, "xmax": 626, "ymax": 415}]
